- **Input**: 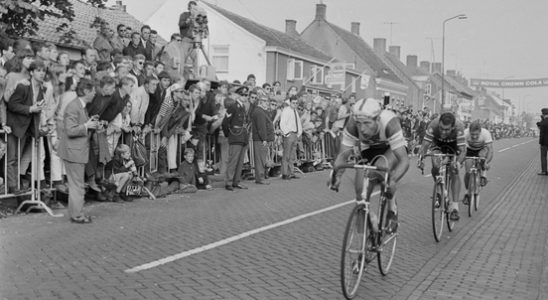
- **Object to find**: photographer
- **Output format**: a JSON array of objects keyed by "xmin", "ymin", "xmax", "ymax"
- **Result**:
[{"xmin": 178, "ymin": 1, "xmax": 200, "ymax": 78}]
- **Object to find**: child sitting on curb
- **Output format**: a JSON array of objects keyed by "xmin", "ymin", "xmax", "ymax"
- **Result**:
[
  {"xmin": 177, "ymin": 148, "xmax": 213, "ymax": 193},
  {"xmin": 107, "ymin": 144, "xmax": 137, "ymax": 201}
]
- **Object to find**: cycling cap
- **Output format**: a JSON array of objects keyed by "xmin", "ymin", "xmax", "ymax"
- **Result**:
[{"xmin": 352, "ymin": 98, "xmax": 382, "ymax": 119}]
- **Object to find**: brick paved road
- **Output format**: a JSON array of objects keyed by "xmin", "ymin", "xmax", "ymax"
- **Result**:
[{"xmin": 0, "ymin": 137, "xmax": 545, "ymax": 300}]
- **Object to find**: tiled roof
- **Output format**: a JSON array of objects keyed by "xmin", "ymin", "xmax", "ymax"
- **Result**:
[
  {"xmin": 445, "ymin": 76, "xmax": 475, "ymax": 99},
  {"xmin": 202, "ymin": 2, "xmax": 332, "ymax": 62},
  {"xmin": 383, "ymin": 53, "xmax": 420, "ymax": 89},
  {"xmin": 431, "ymin": 73, "xmax": 473, "ymax": 99},
  {"xmin": 27, "ymin": 0, "xmax": 165, "ymax": 49},
  {"xmin": 325, "ymin": 22, "xmax": 402, "ymax": 84}
]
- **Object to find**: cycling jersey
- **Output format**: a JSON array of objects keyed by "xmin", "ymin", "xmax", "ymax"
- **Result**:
[
  {"xmin": 342, "ymin": 109, "xmax": 407, "ymax": 152},
  {"xmin": 464, "ymin": 128, "xmax": 493, "ymax": 151},
  {"xmin": 424, "ymin": 117, "xmax": 466, "ymax": 147}
]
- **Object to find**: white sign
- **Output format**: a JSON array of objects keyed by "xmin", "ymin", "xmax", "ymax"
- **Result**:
[{"xmin": 360, "ymin": 73, "xmax": 371, "ymax": 90}]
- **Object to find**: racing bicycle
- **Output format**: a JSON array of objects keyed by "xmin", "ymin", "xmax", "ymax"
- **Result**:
[
  {"xmin": 463, "ymin": 156, "xmax": 485, "ymax": 217},
  {"xmin": 333, "ymin": 157, "xmax": 398, "ymax": 299}
]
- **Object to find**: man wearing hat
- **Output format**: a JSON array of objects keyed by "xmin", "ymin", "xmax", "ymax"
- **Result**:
[
  {"xmin": 251, "ymin": 94, "xmax": 274, "ymax": 184},
  {"xmin": 222, "ymin": 86, "xmax": 250, "ymax": 190},
  {"xmin": 538, "ymin": 108, "xmax": 548, "ymax": 175}
]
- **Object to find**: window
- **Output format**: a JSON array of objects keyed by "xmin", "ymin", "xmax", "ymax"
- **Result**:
[
  {"xmin": 212, "ymin": 45, "xmax": 229, "ymax": 73},
  {"xmin": 287, "ymin": 58, "xmax": 303, "ymax": 80},
  {"xmin": 310, "ymin": 65, "xmax": 324, "ymax": 84},
  {"xmin": 425, "ymin": 83, "xmax": 432, "ymax": 96}
]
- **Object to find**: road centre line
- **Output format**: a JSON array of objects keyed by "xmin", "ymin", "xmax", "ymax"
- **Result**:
[
  {"xmin": 125, "ymin": 192, "xmax": 380, "ymax": 273},
  {"xmin": 498, "ymin": 139, "xmax": 535, "ymax": 153}
]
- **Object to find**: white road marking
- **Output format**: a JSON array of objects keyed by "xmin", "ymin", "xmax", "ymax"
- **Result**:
[
  {"xmin": 498, "ymin": 139, "xmax": 535, "ymax": 153},
  {"xmin": 424, "ymin": 174, "xmax": 432, "ymax": 178},
  {"xmin": 125, "ymin": 191, "xmax": 380, "ymax": 273}
]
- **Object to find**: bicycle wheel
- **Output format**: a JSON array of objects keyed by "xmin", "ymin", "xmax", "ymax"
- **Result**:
[
  {"xmin": 340, "ymin": 205, "xmax": 369, "ymax": 299},
  {"xmin": 446, "ymin": 176, "xmax": 455, "ymax": 232},
  {"xmin": 467, "ymin": 172, "xmax": 475, "ymax": 217},
  {"xmin": 432, "ymin": 182, "xmax": 445, "ymax": 242},
  {"xmin": 377, "ymin": 193, "xmax": 397, "ymax": 276},
  {"xmin": 474, "ymin": 173, "xmax": 480, "ymax": 212}
]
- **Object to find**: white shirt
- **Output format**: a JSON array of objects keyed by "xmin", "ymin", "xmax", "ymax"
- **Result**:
[
  {"xmin": 129, "ymin": 85, "xmax": 149, "ymax": 125},
  {"xmin": 279, "ymin": 106, "xmax": 302, "ymax": 137}
]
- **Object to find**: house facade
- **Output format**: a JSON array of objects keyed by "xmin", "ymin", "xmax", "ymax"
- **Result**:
[{"xmin": 300, "ymin": 4, "xmax": 407, "ymax": 101}]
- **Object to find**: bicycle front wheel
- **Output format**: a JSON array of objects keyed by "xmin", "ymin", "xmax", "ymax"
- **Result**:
[
  {"xmin": 432, "ymin": 183, "xmax": 445, "ymax": 242},
  {"xmin": 340, "ymin": 205, "xmax": 368, "ymax": 299},
  {"xmin": 377, "ymin": 193, "xmax": 397, "ymax": 276},
  {"xmin": 467, "ymin": 172, "xmax": 476, "ymax": 217}
]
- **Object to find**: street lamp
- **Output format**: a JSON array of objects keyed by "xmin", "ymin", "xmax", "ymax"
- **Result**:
[{"xmin": 441, "ymin": 14, "xmax": 467, "ymax": 109}]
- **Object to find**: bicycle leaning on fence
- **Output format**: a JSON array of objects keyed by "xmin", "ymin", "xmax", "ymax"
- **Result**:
[
  {"xmin": 463, "ymin": 156, "xmax": 485, "ymax": 217},
  {"xmin": 334, "ymin": 157, "xmax": 398, "ymax": 299},
  {"xmin": 420, "ymin": 153, "xmax": 457, "ymax": 243}
]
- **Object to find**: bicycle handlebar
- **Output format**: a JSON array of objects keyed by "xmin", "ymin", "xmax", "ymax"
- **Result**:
[
  {"xmin": 422, "ymin": 153, "xmax": 457, "ymax": 159},
  {"xmin": 464, "ymin": 156, "xmax": 486, "ymax": 161},
  {"xmin": 333, "ymin": 163, "xmax": 389, "ymax": 173}
]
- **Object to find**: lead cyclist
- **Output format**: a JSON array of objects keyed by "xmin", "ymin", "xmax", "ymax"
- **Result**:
[{"xmin": 329, "ymin": 98, "xmax": 410, "ymax": 233}]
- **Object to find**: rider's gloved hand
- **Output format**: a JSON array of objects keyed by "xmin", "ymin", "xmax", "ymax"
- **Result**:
[{"xmin": 328, "ymin": 170, "xmax": 341, "ymax": 192}]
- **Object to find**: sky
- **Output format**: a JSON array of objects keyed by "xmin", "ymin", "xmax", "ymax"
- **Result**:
[{"xmin": 109, "ymin": 0, "xmax": 548, "ymax": 114}]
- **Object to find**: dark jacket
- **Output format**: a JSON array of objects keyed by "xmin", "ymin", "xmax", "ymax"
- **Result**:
[
  {"xmin": 7, "ymin": 82, "xmax": 43, "ymax": 139},
  {"xmin": 251, "ymin": 106, "xmax": 274, "ymax": 142},
  {"xmin": 100, "ymin": 89, "xmax": 129, "ymax": 123},
  {"xmin": 539, "ymin": 117, "xmax": 548, "ymax": 146},
  {"xmin": 177, "ymin": 160, "xmax": 197, "ymax": 185},
  {"xmin": 178, "ymin": 12, "xmax": 194, "ymax": 39},
  {"xmin": 222, "ymin": 100, "xmax": 249, "ymax": 145},
  {"xmin": 123, "ymin": 42, "xmax": 147, "ymax": 59}
]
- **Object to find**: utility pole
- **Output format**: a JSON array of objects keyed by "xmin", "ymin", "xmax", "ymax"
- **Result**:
[{"xmin": 383, "ymin": 22, "xmax": 398, "ymax": 46}]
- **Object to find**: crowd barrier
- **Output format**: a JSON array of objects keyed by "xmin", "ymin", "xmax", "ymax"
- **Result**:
[
  {"xmin": 1, "ymin": 128, "xmax": 338, "ymax": 217},
  {"xmin": 0, "ymin": 131, "xmax": 62, "ymax": 217}
]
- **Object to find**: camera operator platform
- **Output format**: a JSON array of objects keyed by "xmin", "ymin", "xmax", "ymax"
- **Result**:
[{"xmin": 178, "ymin": 1, "xmax": 215, "ymax": 81}]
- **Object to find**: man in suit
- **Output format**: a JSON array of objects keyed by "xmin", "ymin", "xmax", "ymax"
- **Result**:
[
  {"xmin": 222, "ymin": 86, "xmax": 250, "ymax": 190},
  {"xmin": 6, "ymin": 60, "xmax": 45, "ymax": 193},
  {"xmin": 58, "ymin": 78, "xmax": 99, "ymax": 223},
  {"xmin": 538, "ymin": 108, "xmax": 548, "ymax": 175},
  {"xmin": 251, "ymin": 94, "xmax": 274, "ymax": 184}
]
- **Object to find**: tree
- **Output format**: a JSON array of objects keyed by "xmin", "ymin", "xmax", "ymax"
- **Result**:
[{"xmin": 0, "ymin": 0, "xmax": 107, "ymax": 42}]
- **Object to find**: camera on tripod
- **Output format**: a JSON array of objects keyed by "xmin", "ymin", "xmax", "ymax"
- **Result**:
[{"xmin": 190, "ymin": 6, "xmax": 209, "ymax": 45}]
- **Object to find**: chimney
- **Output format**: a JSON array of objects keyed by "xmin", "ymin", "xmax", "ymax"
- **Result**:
[
  {"xmin": 432, "ymin": 62, "xmax": 442, "ymax": 74},
  {"xmin": 406, "ymin": 55, "xmax": 418, "ymax": 68},
  {"xmin": 388, "ymin": 46, "xmax": 400, "ymax": 60},
  {"xmin": 116, "ymin": 0, "xmax": 122, "ymax": 6},
  {"xmin": 446, "ymin": 69, "xmax": 456, "ymax": 77},
  {"xmin": 419, "ymin": 61, "xmax": 431, "ymax": 73},
  {"xmin": 315, "ymin": 3, "xmax": 326, "ymax": 20},
  {"xmin": 351, "ymin": 22, "xmax": 360, "ymax": 35},
  {"xmin": 122, "ymin": 5, "xmax": 126, "ymax": 12},
  {"xmin": 373, "ymin": 38, "xmax": 386, "ymax": 53},
  {"xmin": 285, "ymin": 19, "xmax": 298, "ymax": 36}
]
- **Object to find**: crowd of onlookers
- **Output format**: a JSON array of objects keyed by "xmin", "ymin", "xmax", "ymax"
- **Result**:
[{"xmin": 0, "ymin": 1, "xmax": 535, "ymax": 221}]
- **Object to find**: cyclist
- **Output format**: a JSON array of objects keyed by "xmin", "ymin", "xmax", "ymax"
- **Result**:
[
  {"xmin": 463, "ymin": 121, "xmax": 494, "ymax": 202},
  {"xmin": 418, "ymin": 112, "xmax": 466, "ymax": 221},
  {"xmin": 329, "ymin": 98, "xmax": 410, "ymax": 233}
]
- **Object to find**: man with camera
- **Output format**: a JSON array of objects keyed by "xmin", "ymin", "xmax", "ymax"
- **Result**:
[
  {"xmin": 178, "ymin": 1, "xmax": 201, "ymax": 78},
  {"xmin": 58, "ymin": 79, "xmax": 99, "ymax": 224},
  {"xmin": 538, "ymin": 108, "xmax": 548, "ymax": 176}
]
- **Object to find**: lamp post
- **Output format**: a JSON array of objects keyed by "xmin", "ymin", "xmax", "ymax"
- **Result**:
[{"xmin": 441, "ymin": 14, "xmax": 467, "ymax": 109}]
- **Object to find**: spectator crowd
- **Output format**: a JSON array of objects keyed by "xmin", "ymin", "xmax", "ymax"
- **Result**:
[{"xmin": 0, "ymin": 1, "xmax": 534, "ymax": 222}]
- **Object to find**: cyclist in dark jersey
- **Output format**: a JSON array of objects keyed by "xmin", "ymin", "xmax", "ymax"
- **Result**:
[{"xmin": 418, "ymin": 112, "xmax": 466, "ymax": 221}]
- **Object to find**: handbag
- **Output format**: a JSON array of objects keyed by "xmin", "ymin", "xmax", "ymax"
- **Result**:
[{"xmin": 131, "ymin": 136, "xmax": 148, "ymax": 167}]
